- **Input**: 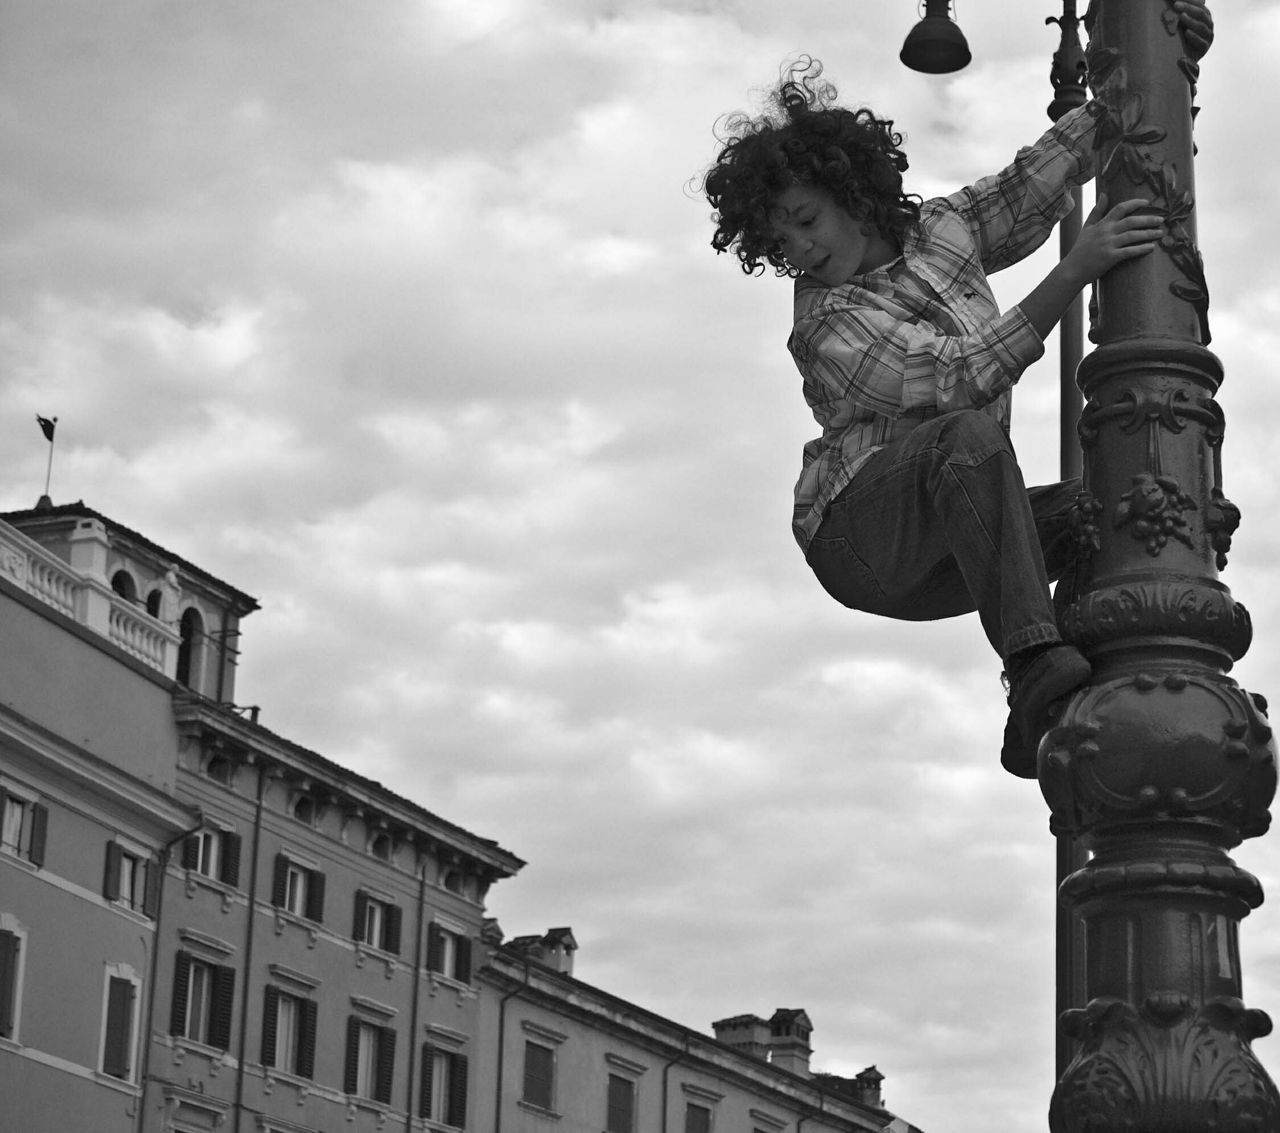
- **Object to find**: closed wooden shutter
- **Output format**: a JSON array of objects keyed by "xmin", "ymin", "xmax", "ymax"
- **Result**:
[
  {"xmin": 181, "ymin": 835, "xmax": 200, "ymax": 870},
  {"xmin": 385, "ymin": 905, "xmax": 403, "ymax": 955},
  {"xmin": 0, "ymin": 930, "xmax": 19, "ymax": 1038},
  {"xmin": 607, "ymin": 1074, "xmax": 634, "ymax": 1133},
  {"xmin": 221, "ymin": 832, "xmax": 241, "ymax": 887},
  {"xmin": 305, "ymin": 869, "xmax": 325, "ymax": 923},
  {"xmin": 454, "ymin": 935, "xmax": 472, "ymax": 983},
  {"xmin": 448, "ymin": 1052, "xmax": 469, "ymax": 1128},
  {"xmin": 170, "ymin": 951, "xmax": 192, "ymax": 1036},
  {"xmin": 271, "ymin": 853, "xmax": 289, "ymax": 907},
  {"xmin": 103, "ymin": 841, "xmax": 123, "ymax": 900},
  {"xmin": 374, "ymin": 1025, "xmax": 397, "ymax": 1104},
  {"xmin": 209, "ymin": 964, "xmax": 235, "ymax": 1049},
  {"xmin": 28, "ymin": 803, "xmax": 47, "ymax": 867},
  {"xmin": 102, "ymin": 977, "xmax": 134, "ymax": 1079},
  {"xmin": 260, "ymin": 986, "xmax": 280, "ymax": 1067},
  {"xmin": 419, "ymin": 1044, "xmax": 435, "ymax": 1118},
  {"xmin": 353, "ymin": 891, "xmax": 369, "ymax": 942},
  {"xmin": 343, "ymin": 1016, "xmax": 362, "ymax": 1095},
  {"xmin": 142, "ymin": 857, "xmax": 160, "ymax": 919},
  {"xmin": 426, "ymin": 924, "xmax": 443, "ymax": 973},
  {"xmin": 523, "ymin": 1042, "xmax": 554, "ymax": 1110},
  {"xmin": 298, "ymin": 998, "xmax": 318, "ymax": 1080}
]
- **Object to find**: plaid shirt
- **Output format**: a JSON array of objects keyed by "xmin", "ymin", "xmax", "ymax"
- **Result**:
[{"xmin": 789, "ymin": 102, "xmax": 1097, "ymax": 549}]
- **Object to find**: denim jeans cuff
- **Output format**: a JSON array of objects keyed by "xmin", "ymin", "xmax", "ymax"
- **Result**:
[{"xmin": 1004, "ymin": 624, "xmax": 1062, "ymax": 663}]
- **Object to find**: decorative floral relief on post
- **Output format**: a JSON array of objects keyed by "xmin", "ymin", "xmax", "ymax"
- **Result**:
[
  {"xmin": 1086, "ymin": 11, "xmax": 1211, "ymax": 343},
  {"xmin": 1050, "ymin": 995, "xmax": 1279, "ymax": 1133}
]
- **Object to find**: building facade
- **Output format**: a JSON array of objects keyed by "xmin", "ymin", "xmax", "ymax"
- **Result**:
[{"xmin": 0, "ymin": 500, "xmax": 921, "ymax": 1133}]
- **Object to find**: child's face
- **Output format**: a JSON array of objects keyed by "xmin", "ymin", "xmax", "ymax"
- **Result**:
[{"xmin": 768, "ymin": 184, "xmax": 877, "ymax": 286}]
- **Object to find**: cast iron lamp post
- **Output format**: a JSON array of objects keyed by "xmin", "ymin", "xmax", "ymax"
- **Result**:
[{"xmin": 905, "ymin": 3, "xmax": 1280, "ymax": 1126}]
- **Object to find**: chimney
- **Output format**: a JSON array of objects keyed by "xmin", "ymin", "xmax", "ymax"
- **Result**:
[
  {"xmin": 508, "ymin": 927, "xmax": 578, "ymax": 975},
  {"xmin": 711, "ymin": 1014, "xmax": 771, "ymax": 1060},
  {"xmin": 854, "ymin": 1065, "xmax": 885, "ymax": 1108},
  {"xmin": 766, "ymin": 1008, "xmax": 813, "ymax": 1077}
]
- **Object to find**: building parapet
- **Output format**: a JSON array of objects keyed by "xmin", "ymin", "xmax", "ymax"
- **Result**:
[{"xmin": 0, "ymin": 515, "xmax": 180, "ymax": 676}]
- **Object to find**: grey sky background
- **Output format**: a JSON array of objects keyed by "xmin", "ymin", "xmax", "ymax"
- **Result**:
[{"xmin": 4, "ymin": 2, "xmax": 1280, "ymax": 1130}]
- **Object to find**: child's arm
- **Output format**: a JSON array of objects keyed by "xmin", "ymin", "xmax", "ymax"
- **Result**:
[
  {"xmin": 1016, "ymin": 195, "xmax": 1162, "ymax": 341},
  {"xmin": 791, "ymin": 197, "xmax": 1160, "ymax": 420}
]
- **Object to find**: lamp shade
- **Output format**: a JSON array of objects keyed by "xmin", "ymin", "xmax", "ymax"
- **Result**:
[{"xmin": 900, "ymin": 1, "xmax": 972, "ymax": 74}]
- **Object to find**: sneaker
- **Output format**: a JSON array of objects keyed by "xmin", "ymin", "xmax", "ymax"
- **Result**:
[{"xmin": 1000, "ymin": 644, "xmax": 1091, "ymax": 779}]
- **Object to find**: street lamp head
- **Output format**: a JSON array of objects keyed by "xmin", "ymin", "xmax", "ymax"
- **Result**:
[{"xmin": 900, "ymin": 0, "xmax": 972, "ymax": 74}]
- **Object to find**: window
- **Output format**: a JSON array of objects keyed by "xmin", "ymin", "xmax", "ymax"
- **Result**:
[
  {"xmin": 170, "ymin": 950, "xmax": 235, "ymax": 1049},
  {"xmin": 261, "ymin": 986, "xmax": 317, "ymax": 1079},
  {"xmin": 344, "ymin": 1017, "xmax": 396, "ymax": 1104},
  {"xmin": 182, "ymin": 828, "xmax": 241, "ymax": 887},
  {"xmin": 353, "ymin": 892, "xmax": 402, "ymax": 954},
  {"xmin": 421, "ymin": 1045, "xmax": 469, "ymax": 1127},
  {"xmin": 177, "ymin": 606, "xmax": 204, "ymax": 688},
  {"xmin": 607, "ymin": 1073, "xmax": 636, "ymax": 1133},
  {"xmin": 0, "ymin": 788, "xmax": 47, "ymax": 867},
  {"xmin": 110, "ymin": 569, "xmax": 138, "ymax": 602},
  {"xmin": 522, "ymin": 1041, "xmax": 555, "ymax": 1111},
  {"xmin": 685, "ymin": 1103, "xmax": 712, "ymax": 1133},
  {"xmin": 0, "ymin": 925, "xmax": 23, "ymax": 1040},
  {"xmin": 100, "ymin": 970, "xmax": 140, "ymax": 1080},
  {"xmin": 426, "ymin": 924, "xmax": 471, "ymax": 983},
  {"xmin": 271, "ymin": 853, "xmax": 325, "ymax": 923},
  {"xmin": 103, "ymin": 842, "xmax": 157, "ymax": 915},
  {"xmin": 370, "ymin": 833, "xmax": 392, "ymax": 861}
]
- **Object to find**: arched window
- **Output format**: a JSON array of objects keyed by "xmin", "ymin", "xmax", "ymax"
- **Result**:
[
  {"xmin": 176, "ymin": 607, "xmax": 204, "ymax": 688},
  {"xmin": 370, "ymin": 834, "xmax": 393, "ymax": 862},
  {"xmin": 145, "ymin": 590, "xmax": 162, "ymax": 618},
  {"xmin": 110, "ymin": 570, "xmax": 138, "ymax": 602}
]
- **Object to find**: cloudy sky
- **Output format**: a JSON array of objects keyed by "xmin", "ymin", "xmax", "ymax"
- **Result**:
[{"xmin": 5, "ymin": 1, "xmax": 1280, "ymax": 1129}]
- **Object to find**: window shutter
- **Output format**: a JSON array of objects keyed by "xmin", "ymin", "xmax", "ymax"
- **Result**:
[
  {"xmin": 103, "ymin": 841, "xmax": 123, "ymax": 901},
  {"xmin": 170, "ymin": 951, "xmax": 192, "ymax": 1036},
  {"xmin": 102, "ymin": 977, "xmax": 134, "ymax": 1078},
  {"xmin": 305, "ymin": 869, "xmax": 325, "ymax": 923},
  {"xmin": 209, "ymin": 964, "xmax": 236, "ymax": 1049},
  {"xmin": 298, "ymin": 998, "xmax": 318, "ymax": 1080},
  {"xmin": 271, "ymin": 853, "xmax": 289, "ymax": 907},
  {"xmin": 0, "ymin": 930, "xmax": 19, "ymax": 1039},
  {"xmin": 221, "ymin": 832, "xmax": 242, "ymax": 888},
  {"xmin": 181, "ymin": 834, "xmax": 199, "ymax": 870},
  {"xmin": 454, "ymin": 935, "xmax": 472, "ymax": 984},
  {"xmin": 28, "ymin": 803, "xmax": 47, "ymax": 867},
  {"xmin": 385, "ymin": 905, "xmax": 403, "ymax": 956},
  {"xmin": 419, "ymin": 1044, "xmax": 435, "ymax": 1118},
  {"xmin": 448, "ymin": 1052, "xmax": 469, "ymax": 1128},
  {"xmin": 343, "ymin": 1016, "xmax": 361, "ymax": 1095},
  {"xmin": 426, "ymin": 925, "xmax": 443, "ymax": 973},
  {"xmin": 143, "ymin": 858, "xmax": 161, "ymax": 919},
  {"xmin": 260, "ymin": 986, "xmax": 280, "ymax": 1068},
  {"xmin": 607, "ymin": 1074, "xmax": 634, "ymax": 1133},
  {"xmin": 352, "ymin": 891, "xmax": 369, "ymax": 942},
  {"xmin": 524, "ymin": 1042, "xmax": 554, "ymax": 1110},
  {"xmin": 375, "ymin": 1025, "xmax": 397, "ymax": 1105}
]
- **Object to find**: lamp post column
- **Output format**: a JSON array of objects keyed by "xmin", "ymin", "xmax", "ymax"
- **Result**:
[{"xmin": 1041, "ymin": 2, "xmax": 1280, "ymax": 1129}]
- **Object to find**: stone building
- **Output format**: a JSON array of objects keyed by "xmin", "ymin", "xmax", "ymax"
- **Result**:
[{"xmin": 0, "ymin": 499, "xmax": 921, "ymax": 1133}]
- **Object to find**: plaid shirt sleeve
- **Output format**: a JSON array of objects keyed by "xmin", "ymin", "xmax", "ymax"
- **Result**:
[
  {"xmin": 949, "ymin": 100, "xmax": 1098, "ymax": 274},
  {"xmin": 790, "ymin": 299, "xmax": 1045, "ymax": 423}
]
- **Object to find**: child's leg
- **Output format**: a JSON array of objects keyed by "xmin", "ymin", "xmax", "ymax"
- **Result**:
[{"xmin": 804, "ymin": 410, "xmax": 1062, "ymax": 665}]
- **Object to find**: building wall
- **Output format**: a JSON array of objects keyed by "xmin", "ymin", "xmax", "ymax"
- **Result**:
[{"xmin": 0, "ymin": 584, "xmax": 194, "ymax": 1133}]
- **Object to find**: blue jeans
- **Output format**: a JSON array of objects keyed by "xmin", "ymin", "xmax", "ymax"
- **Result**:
[{"xmin": 804, "ymin": 411, "xmax": 1080, "ymax": 665}]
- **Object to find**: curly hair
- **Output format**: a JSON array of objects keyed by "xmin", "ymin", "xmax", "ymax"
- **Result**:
[{"xmin": 703, "ymin": 58, "xmax": 922, "ymax": 277}]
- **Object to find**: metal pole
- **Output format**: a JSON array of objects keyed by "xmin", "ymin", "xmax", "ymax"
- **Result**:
[
  {"xmin": 1046, "ymin": 0, "xmax": 1088, "ymax": 1083},
  {"xmin": 1043, "ymin": 3, "xmax": 1279, "ymax": 1128}
]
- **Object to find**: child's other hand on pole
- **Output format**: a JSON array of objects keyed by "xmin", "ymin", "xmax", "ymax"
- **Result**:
[
  {"xmin": 1173, "ymin": 0, "xmax": 1213, "ymax": 62},
  {"xmin": 1065, "ymin": 195, "xmax": 1164, "ymax": 285}
]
